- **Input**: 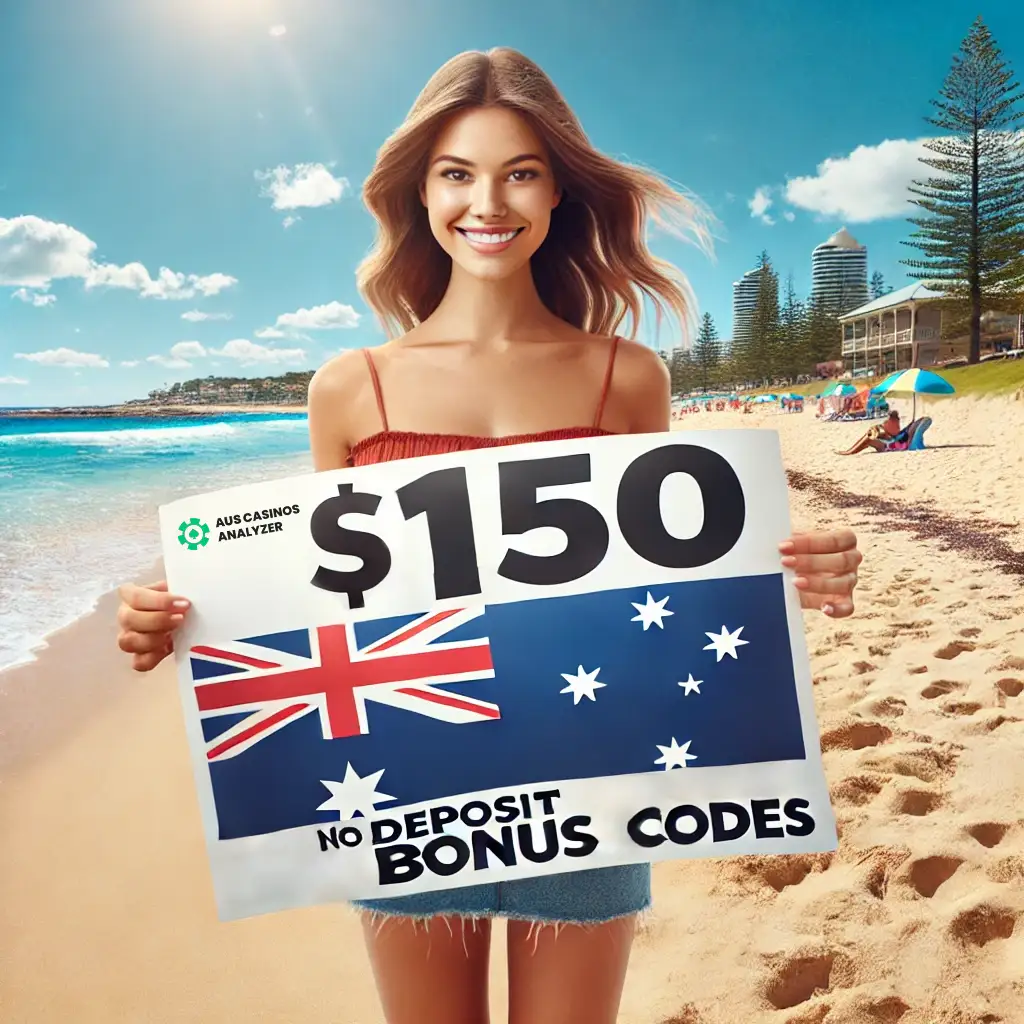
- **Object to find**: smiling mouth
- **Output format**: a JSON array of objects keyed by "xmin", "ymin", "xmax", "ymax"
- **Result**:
[{"xmin": 455, "ymin": 227, "xmax": 525, "ymax": 244}]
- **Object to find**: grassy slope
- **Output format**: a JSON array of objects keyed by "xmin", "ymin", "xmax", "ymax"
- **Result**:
[{"xmin": 752, "ymin": 358, "xmax": 1024, "ymax": 400}]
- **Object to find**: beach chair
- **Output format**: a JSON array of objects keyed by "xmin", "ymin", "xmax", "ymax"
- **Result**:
[{"xmin": 884, "ymin": 417, "xmax": 932, "ymax": 452}]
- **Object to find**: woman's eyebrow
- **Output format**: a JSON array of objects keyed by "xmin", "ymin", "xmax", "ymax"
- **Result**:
[{"xmin": 430, "ymin": 152, "xmax": 547, "ymax": 168}]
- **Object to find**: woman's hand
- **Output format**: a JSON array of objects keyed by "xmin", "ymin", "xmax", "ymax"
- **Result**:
[
  {"xmin": 779, "ymin": 529, "xmax": 861, "ymax": 618},
  {"xmin": 116, "ymin": 579, "xmax": 191, "ymax": 672}
]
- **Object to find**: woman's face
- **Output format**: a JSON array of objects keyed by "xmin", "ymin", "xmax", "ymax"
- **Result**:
[{"xmin": 422, "ymin": 106, "xmax": 561, "ymax": 281}]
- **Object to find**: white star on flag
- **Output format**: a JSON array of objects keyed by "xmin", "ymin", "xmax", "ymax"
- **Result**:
[
  {"xmin": 630, "ymin": 592, "xmax": 673, "ymax": 630},
  {"xmin": 317, "ymin": 763, "xmax": 395, "ymax": 820},
  {"xmin": 654, "ymin": 737, "xmax": 698, "ymax": 769},
  {"xmin": 703, "ymin": 625, "xmax": 749, "ymax": 661},
  {"xmin": 678, "ymin": 673, "xmax": 703, "ymax": 695},
  {"xmin": 560, "ymin": 665, "xmax": 606, "ymax": 705}
]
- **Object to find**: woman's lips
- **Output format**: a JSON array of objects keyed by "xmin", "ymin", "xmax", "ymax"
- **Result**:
[{"xmin": 455, "ymin": 227, "xmax": 524, "ymax": 254}]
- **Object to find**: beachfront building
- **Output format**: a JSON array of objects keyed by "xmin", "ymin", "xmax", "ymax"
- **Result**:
[
  {"xmin": 731, "ymin": 268, "xmax": 761, "ymax": 347},
  {"xmin": 811, "ymin": 228, "xmax": 869, "ymax": 314},
  {"xmin": 838, "ymin": 283, "xmax": 1022, "ymax": 374}
]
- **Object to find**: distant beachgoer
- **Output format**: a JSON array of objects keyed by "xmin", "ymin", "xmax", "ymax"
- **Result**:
[{"xmin": 837, "ymin": 411, "xmax": 905, "ymax": 455}]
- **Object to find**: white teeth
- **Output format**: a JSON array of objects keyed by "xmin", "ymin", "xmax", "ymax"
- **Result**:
[{"xmin": 462, "ymin": 230, "xmax": 519, "ymax": 244}]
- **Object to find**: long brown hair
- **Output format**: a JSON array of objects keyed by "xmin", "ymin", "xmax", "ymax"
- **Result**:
[{"xmin": 357, "ymin": 47, "xmax": 710, "ymax": 342}]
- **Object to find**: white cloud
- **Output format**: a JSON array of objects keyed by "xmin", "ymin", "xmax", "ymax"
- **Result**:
[
  {"xmin": 254, "ymin": 326, "xmax": 287, "ymax": 339},
  {"xmin": 255, "ymin": 163, "xmax": 349, "ymax": 210},
  {"xmin": 274, "ymin": 300, "xmax": 361, "ymax": 331},
  {"xmin": 12, "ymin": 287, "xmax": 56, "ymax": 307},
  {"xmin": 269, "ymin": 24, "xmax": 287, "ymax": 36},
  {"xmin": 212, "ymin": 338, "xmax": 307, "ymax": 365},
  {"xmin": 147, "ymin": 354, "xmax": 192, "ymax": 370},
  {"xmin": 784, "ymin": 137, "xmax": 932, "ymax": 223},
  {"xmin": 85, "ymin": 263, "xmax": 237, "ymax": 300},
  {"xmin": 170, "ymin": 340, "xmax": 208, "ymax": 360},
  {"xmin": 120, "ymin": 360, "xmax": 140, "ymax": 368},
  {"xmin": 145, "ymin": 340, "xmax": 208, "ymax": 370},
  {"xmin": 0, "ymin": 215, "xmax": 237, "ymax": 299},
  {"xmin": 181, "ymin": 309, "xmax": 233, "ymax": 322},
  {"xmin": 0, "ymin": 376, "xmax": 29, "ymax": 385},
  {"xmin": 748, "ymin": 187, "xmax": 775, "ymax": 226},
  {"xmin": 282, "ymin": 215, "xmax": 300, "ymax": 229},
  {"xmin": 14, "ymin": 347, "xmax": 109, "ymax": 368},
  {"xmin": 783, "ymin": 211, "xmax": 796, "ymax": 222},
  {"xmin": 1, "ymin": 216, "xmax": 94, "ymax": 287}
]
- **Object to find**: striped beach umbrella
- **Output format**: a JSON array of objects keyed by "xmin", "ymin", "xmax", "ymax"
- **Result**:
[{"xmin": 871, "ymin": 368, "xmax": 955, "ymax": 419}]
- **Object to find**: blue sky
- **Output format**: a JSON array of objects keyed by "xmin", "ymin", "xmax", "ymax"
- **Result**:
[{"xmin": 2, "ymin": 0, "xmax": 1021, "ymax": 406}]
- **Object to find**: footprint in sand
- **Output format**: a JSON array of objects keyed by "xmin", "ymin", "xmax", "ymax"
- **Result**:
[
  {"xmin": 934, "ymin": 640, "xmax": 976, "ymax": 660},
  {"xmin": 830, "ymin": 774, "xmax": 887, "ymax": 807},
  {"xmin": 965, "ymin": 822, "xmax": 1013, "ymax": 848},
  {"xmin": 762, "ymin": 949, "xmax": 856, "ymax": 1011},
  {"xmin": 720, "ymin": 852, "xmax": 833, "ymax": 895},
  {"xmin": 901, "ymin": 855, "xmax": 964, "ymax": 898},
  {"xmin": 995, "ymin": 678, "xmax": 1024, "ymax": 705},
  {"xmin": 941, "ymin": 699, "xmax": 984, "ymax": 716},
  {"xmin": 859, "ymin": 845, "xmax": 913, "ymax": 900},
  {"xmin": 889, "ymin": 786, "xmax": 944, "ymax": 817},
  {"xmin": 920, "ymin": 679, "xmax": 964, "ymax": 700},
  {"xmin": 859, "ymin": 746, "xmax": 959, "ymax": 784},
  {"xmin": 862, "ymin": 696, "xmax": 907, "ymax": 719},
  {"xmin": 820, "ymin": 721, "xmax": 892, "ymax": 751},
  {"xmin": 947, "ymin": 902, "xmax": 1018, "ymax": 947}
]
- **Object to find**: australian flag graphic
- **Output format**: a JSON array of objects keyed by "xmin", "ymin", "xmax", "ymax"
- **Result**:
[{"xmin": 190, "ymin": 574, "xmax": 805, "ymax": 841}]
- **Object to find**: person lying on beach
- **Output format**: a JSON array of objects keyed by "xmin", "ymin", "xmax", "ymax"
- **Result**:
[
  {"xmin": 113, "ymin": 47, "xmax": 864, "ymax": 1024},
  {"xmin": 836, "ymin": 411, "xmax": 901, "ymax": 455}
]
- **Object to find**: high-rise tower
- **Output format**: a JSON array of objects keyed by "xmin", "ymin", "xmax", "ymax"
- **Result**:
[
  {"xmin": 731, "ymin": 267, "xmax": 761, "ymax": 347},
  {"xmin": 811, "ymin": 227, "xmax": 868, "ymax": 313}
]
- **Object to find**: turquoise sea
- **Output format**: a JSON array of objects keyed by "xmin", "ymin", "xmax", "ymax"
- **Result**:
[{"xmin": 0, "ymin": 411, "xmax": 313, "ymax": 672}]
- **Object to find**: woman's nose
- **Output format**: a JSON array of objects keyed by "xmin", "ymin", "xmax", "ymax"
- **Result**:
[{"xmin": 469, "ymin": 176, "xmax": 507, "ymax": 219}]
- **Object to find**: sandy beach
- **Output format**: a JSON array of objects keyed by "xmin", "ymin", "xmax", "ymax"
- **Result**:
[{"xmin": 2, "ymin": 396, "xmax": 1023, "ymax": 1024}]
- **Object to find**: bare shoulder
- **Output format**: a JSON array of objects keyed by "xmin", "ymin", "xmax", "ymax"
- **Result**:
[
  {"xmin": 611, "ymin": 337, "xmax": 671, "ymax": 393},
  {"xmin": 308, "ymin": 348, "xmax": 371, "ymax": 408},
  {"xmin": 307, "ymin": 347, "xmax": 385, "ymax": 468}
]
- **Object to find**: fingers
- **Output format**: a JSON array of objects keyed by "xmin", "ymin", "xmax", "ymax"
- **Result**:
[
  {"xmin": 779, "ymin": 529, "xmax": 858, "ymax": 556},
  {"xmin": 131, "ymin": 642, "xmax": 173, "ymax": 673},
  {"xmin": 781, "ymin": 548, "xmax": 862, "ymax": 574},
  {"xmin": 118, "ymin": 629, "xmax": 173, "ymax": 655},
  {"xmin": 793, "ymin": 573, "xmax": 858, "ymax": 596},
  {"xmin": 117, "ymin": 580, "xmax": 185, "ymax": 612},
  {"xmin": 117, "ymin": 604, "xmax": 186, "ymax": 635},
  {"xmin": 798, "ymin": 590, "xmax": 855, "ymax": 618}
]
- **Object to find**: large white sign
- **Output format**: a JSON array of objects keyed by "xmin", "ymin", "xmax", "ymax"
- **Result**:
[{"xmin": 160, "ymin": 430, "xmax": 836, "ymax": 921}]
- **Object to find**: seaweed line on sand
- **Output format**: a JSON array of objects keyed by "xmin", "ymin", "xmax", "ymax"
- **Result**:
[{"xmin": 786, "ymin": 470, "xmax": 1024, "ymax": 579}]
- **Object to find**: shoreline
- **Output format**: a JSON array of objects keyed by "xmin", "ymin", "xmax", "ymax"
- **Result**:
[{"xmin": 1, "ymin": 403, "xmax": 308, "ymax": 419}]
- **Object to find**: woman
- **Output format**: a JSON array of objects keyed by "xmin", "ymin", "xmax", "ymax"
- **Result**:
[
  {"xmin": 837, "ymin": 410, "xmax": 901, "ymax": 455},
  {"xmin": 116, "ymin": 48, "xmax": 861, "ymax": 1024}
]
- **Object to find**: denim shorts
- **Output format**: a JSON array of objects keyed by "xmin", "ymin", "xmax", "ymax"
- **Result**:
[{"xmin": 353, "ymin": 862, "xmax": 651, "ymax": 923}]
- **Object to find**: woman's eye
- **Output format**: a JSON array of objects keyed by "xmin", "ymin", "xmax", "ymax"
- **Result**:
[
  {"xmin": 441, "ymin": 168, "xmax": 469, "ymax": 182},
  {"xmin": 509, "ymin": 169, "xmax": 538, "ymax": 182}
]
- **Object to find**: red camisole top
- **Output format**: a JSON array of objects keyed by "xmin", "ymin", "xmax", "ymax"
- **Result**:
[{"xmin": 347, "ymin": 337, "xmax": 621, "ymax": 467}]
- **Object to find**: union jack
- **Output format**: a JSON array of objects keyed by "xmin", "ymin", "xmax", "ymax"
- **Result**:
[{"xmin": 190, "ymin": 608, "xmax": 496, "ymax": 762}]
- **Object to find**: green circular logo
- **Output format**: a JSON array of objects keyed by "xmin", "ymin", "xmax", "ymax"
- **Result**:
[{"xmin": 177, "ymin": 517, "xmax": 210, "ymax": 551}]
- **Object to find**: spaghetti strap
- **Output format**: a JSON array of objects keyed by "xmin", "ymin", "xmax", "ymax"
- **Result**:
[
  {"xmin": 362, "ymin": 349, "xmax": 389, "ymax": 432},
  {"xmin": 592, "ymin": 335, "xmax": 621, "ymax": 429}
]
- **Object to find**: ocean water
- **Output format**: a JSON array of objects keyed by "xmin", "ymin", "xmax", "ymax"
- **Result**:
[{"xmin": 0, "ymin": 412, "xmax": 313, "ymax": 673}]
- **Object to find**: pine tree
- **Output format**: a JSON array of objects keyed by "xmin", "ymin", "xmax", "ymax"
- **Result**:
[
  {"xmin": 668, "ymin": 348, "xmax": 696, "ymax": 398},
  {"xmin": 902, "ymin": 16, "xmax": 1024, "ymax": 363},
  {"xmin": 748, "ymin": 251, "xmax": 782, "ymax": 385},
  {"xmin": 693, "ymin": 313, "xmax": 721, "ymax": 392},
  {"xmin": 779, "ymin": 274, "xmax": 810, "ymax": 379},
  {"xmin": 870, "ymin": 271, "xmax": 887, "ymax": 300}
]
